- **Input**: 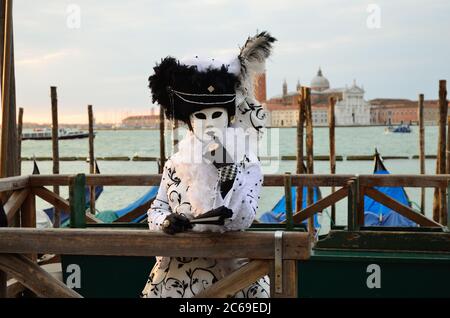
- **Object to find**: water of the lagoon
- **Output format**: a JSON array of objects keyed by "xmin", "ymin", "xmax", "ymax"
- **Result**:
[{"xmin": 20, "ymin": 126, "xmax": 440, "ymax": 234}]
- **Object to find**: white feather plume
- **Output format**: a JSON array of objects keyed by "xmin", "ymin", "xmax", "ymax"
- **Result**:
[{"xmin": 238, "ymin": 31, "xmax": 276, "ymax": 95}]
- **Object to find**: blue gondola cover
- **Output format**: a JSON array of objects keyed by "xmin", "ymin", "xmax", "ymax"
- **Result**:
[
  {"xmin": 114, "ymin": 187, "xmax": 159, "ymax": 223},
  {"xmin": 364, "ymin": 160, "xmax": 417, "ymax": 227},
  {"xmin": 259, "ymin": 186, "xmax": 321, "ymax": 228}
]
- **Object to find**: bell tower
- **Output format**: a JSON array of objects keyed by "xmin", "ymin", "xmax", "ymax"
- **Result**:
[
  {"xmin": 254, "ymin": 72, "xmax": 267, "ymax": 103},
  {"xmin": 282, "ymin": 79, "xmax": 288, "ymax": 97}
]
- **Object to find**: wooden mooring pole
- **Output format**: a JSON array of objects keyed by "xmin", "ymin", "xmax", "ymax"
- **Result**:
[
  {"xmin": 159, "ymin": 108, "xmax": 166, "ymax": 174},
  {"xmin": 303, "ymin": 86, "xmax": 315, "ymax": 237},
  {"xmin": 433, "ymin": 159, "xmax": 439, "ymax": 221},
  {"xmin": 0, "ymin": 0, "xmax": 14, "ymax": 297},
  {"xmin": 51, "ymin": 86, "xmax": 60, "ymax": 227},
  {"xmin": 329, "ymin": 96, "xmax": 336, "ymax": 224},
  {"xmin": 17, "ymin": 107, "xmax": 23, "ymax": 175},
  {"xmin": 172, "ymin": 119, "xmax": 179, "ymax": 154},
  {"xmin": 439, "ymin": 80, "xmax": 448, "ymax": 226},
  {"xmin": 295, "ymin": 88, "xmax": 305, "ymax": 212},
  {"xmin": 0, "ymin": 0, "xmax": 13, "ymax": 179},
  {"xmin": 418, "ymin": 94, "xmax": 425, "ymax": 214},
  {"xmin": 447, "ymin": 114, "xmax": 450, "ymax": 176},
  {"xmin": 88, "ymin": 105, "xmax": 95, "ymax": 215},
  {"xmin": 433, "ymin": 80, "xmax": 448, "ymax": 225}
]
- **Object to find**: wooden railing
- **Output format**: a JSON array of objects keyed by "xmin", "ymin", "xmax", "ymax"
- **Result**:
[
  {"xmin": 0, "ymin": 173, "xmax": 449, "ymax": 298},
  {"xmin": 18, "ymin": 173, "xmax": 450, "ymax": 228},
  {"xmin": 0, "ymin": 228, "xmax": 310, "ymax": 298}
]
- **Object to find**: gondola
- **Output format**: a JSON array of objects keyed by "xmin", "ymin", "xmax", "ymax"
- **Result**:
[
  {"xmin": 95, "ymin": 186, "xmax": 159, "ymax": 223},
  {"xmin": 32, "ymin": 159, "xmax": 104, "ymax": 225},
  {"xmin": 259, "ymin": 162, "xmax": 321, "ymax": 228},
  {"xmin": 259, "ymin": 186, "xmax": 321, "ymax": 228},
  {"xmin": 364, "ymin": 150, "xmax": 416, "ymax": 227}
]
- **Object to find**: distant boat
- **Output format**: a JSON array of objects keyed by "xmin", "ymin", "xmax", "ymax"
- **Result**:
[
  {"xmin": 22, "ymin": 128, "xmax": 94, "ymax": 140},
  {"xmin": 385, "ymin": 124, "xmax": 411, "ymax": 133}
]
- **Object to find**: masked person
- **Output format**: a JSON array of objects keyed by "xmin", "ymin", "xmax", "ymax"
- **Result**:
[{"xmin": 141, "ymin": 31, "xmax": 276, "ymax": 298}]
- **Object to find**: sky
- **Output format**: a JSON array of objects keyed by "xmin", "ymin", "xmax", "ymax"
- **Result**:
[{"xmin": 11, "ymin": 0, "xmax": 450, "ymax": 124}]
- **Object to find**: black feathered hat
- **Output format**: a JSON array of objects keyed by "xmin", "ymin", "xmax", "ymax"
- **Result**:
[
  {"xmin": 148, "ymin": 31, "xmax": 276, "ymax": 125},
  {"xmin": 149, "ymin": 57, "xmax": 238, "ymax": 123}
]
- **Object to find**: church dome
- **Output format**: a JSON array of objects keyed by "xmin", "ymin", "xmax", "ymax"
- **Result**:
[{"xmin": 310, "ymin": 67, "xmax": 330, "ymax": 92}]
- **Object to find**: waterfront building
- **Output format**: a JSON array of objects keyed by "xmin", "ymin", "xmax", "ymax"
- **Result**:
[
  {"xmin": 264, "ymin": 68, "xmax": 371, "ymax": 127},
  {"xmin": 121, "ymin": 114, "xmax": 160, "ymax": 128},
  {"xmin": 334, "ymin": 80, "xmax": 371, "ymax": 125},
  {"xmin": 369, "ymin": 99, "xmax": 443, "ymax": 125}
]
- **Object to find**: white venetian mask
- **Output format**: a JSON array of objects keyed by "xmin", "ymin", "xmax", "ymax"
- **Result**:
[{"xmin": 189, "ymin": 107, "xmax": 228, "ymax": 142}]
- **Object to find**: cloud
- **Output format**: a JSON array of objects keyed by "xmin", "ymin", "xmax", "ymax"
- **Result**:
[
  {"xmin": 277, "ymin": 36, "xmax": 354, "ymax": 55},
  {"xmin": 12, "ymin": 0, "xmax": 450, "ymax": 123},
  {"xmin": 16, "ymin": 49, "xmax": 81, "ymax": 67}
]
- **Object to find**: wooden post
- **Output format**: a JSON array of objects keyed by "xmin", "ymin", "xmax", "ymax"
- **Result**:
[
  {"xmin": 447, "ymin": 115, "xmax": 450, "ymax": 175},
  {"xmin": 357, "ymin": 182, "xmax": 366, "ymax": 227},
  {"xmin": 270, "ymin": 260, "xmax": 298, "ymax": 298},
  {"xmin": 0, "ymin": 192, "xmax": 6, "ymax": 297},
  {"xmin": 21, "ymin": 192, "xmax": 37, "ymax": 262},
  {"xmin": 17, "ymin": 107, "xmax": 23, "ymax": 175},
  {"xmin": 328, "ymin": 96, "xmax": 336, "ymax": 224},
  {"xmin": 418, "ymin": 94, "xmax": 425, "ymax": 214},
  {"xmin": 446, "ymin": 114, "xmax": 450, "ymax": 222},
  {"xmin": 159, "ymin": 108, "xmax": 166, "ymax": 173},
  {"xmin": 70, "ymin": 174, "xmax": 86, "ymax": 229},
  {"xmin": 447, "ymin": 180, "xmax": 450, "ymax": 229},
  {"xmin": 438, "ymin": 80, "xmax": 448, "ymax": 226},
  {"xmin": 296, "ymin": 89, "xmax": 305, "ymax": 212},
  {"xmin": 4, "ymin": 0, "xmax": 18, "ymax": 178},
  {"xmin": 172, "ymin": 119, "xmax": 179, "ymax": 154},
  {"xmin": 303, "ymin": 87, "xmax": 315, "ymax": 236},
  {"xmin": 88, "ymin": 105, "xmax": 95, "ymax": 215},
  {"xmin": 433, "ymin": 81, "xmax": 447, "ymax": 224},
  {"xmin": 21, "ymin": 193, "xmax": 36, "ymax": 229},
  {"xmin": 50, "ymin": 86, "xmax": 60, "ymax": 227},
  {"xmin": 0, "ymin": 0, "xmax": 13, "ymax": 179},
  {"xmin": 0, "ymin": 0, "xmax": 14, "ymax": 297},
  {"xmin": 284, "ymin": 173, "xmax": 293, "ymax": 230},
  {"xmin": 347, "ymin": 178, "xmax": 358, "ymax": 231},
  {"xmin": 433, "ymin": 158, "xmax": 440, "ymax": 222}
]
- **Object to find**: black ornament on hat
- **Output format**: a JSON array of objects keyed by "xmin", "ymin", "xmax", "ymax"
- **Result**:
[{"xmin": 148, "ymin": 56, "xmax": 238, "ymax": 124}]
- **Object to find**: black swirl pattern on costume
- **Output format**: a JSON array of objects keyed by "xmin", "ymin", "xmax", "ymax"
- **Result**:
[
  {"xmin": 167, "ymin": 167, "xmax": 181, "ymax": 187},
  {"xmin": 188, "ymin": 267, "xmax": 218, "ymax": 296},
  {"xmin": 164, "ymin": 277, "xmax": 188, "ymax": 297},
  {"xmin": 237, "ymin": 99, "xmax": 266, "ymax": 131}
]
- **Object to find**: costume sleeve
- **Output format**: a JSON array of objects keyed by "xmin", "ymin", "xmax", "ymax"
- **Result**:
[
  {"xmin": 147, "ymin": 161, "xmax": 173, "ymax": 232},
  {"xmin": 221, "ymin": 161, "xmax": 263, "ymax": 231}
]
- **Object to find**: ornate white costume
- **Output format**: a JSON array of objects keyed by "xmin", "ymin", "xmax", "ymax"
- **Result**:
[
  {"xmin": 141, "ymin": 31, "xmax": 276, "ymax": 298},
  {"xmin": 141, "ymin": 130, "xmax": 269, "ymax": 298}
]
